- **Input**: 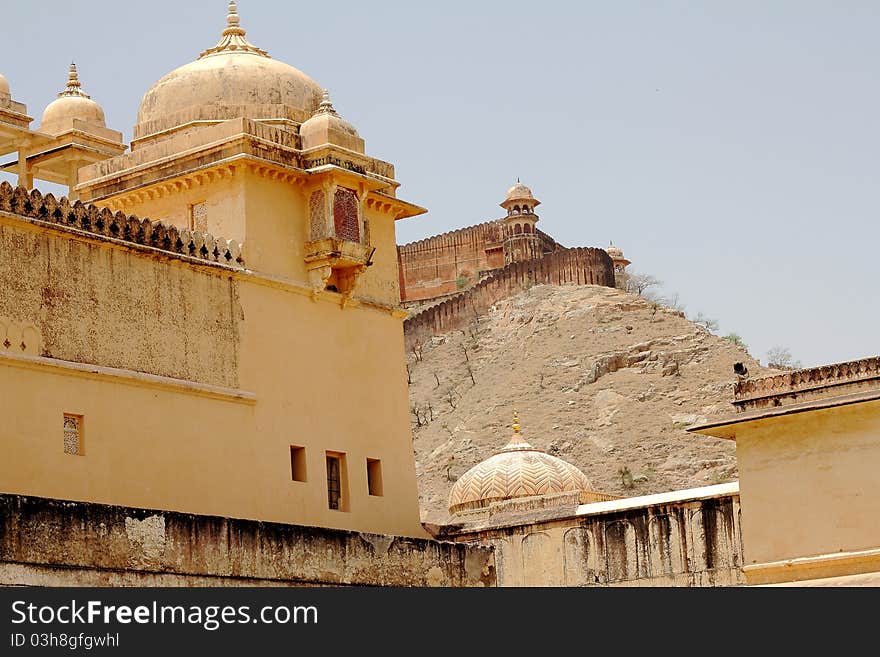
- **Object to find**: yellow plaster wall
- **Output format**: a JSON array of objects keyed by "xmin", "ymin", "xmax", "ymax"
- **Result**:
[
  {"xmin": 0, "ymin": 207, "xmax": 425, "ymax": 537},
  {"xmin": 735, "ymin": 401, "xmax": 880, "ymax": 569},
  {"xmin": 234, "ymin": 280, "xmax": 424, "ymax": 536},
  {"xmin": 358, "ymin": 206, "xmax": 402, "ymax": 306},
  {"xmin": 0, "ymin": 215, "xmax": 239, "ymax": 387},
  {"xmin": 240, "ymin": 169, "xmax": 306, "ymax": 280},
  {"xmin": 101, "ymin": 176, "xmax": 247, "ymax": 245}
]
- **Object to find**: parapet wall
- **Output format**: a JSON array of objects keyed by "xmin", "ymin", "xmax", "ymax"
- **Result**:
[
  {"xmin": 404, "ymin": 247, "xmax": 614, "ymax": 351},
  {"xmin": 734, "ymin": 356, "xmax": 880, "ymax": 412},
  {"xmin": 0, "ymin": 182, "xmax": 244, "ymax": 266},
  {"xmin": 0, "ymin": 182, "xmax": 243, "ymax": 387},
  {"xmin": 0, "ymin": 494, "xmax": 495, "ymax": 587}
]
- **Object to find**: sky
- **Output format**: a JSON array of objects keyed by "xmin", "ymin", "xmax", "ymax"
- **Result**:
[{"xmin": 2, "ymin": 0, "xmax": 878, "ymax": 368}]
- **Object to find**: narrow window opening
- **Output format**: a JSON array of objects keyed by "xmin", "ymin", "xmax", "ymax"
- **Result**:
[
  {"xmin": 188, "ymin": 201, "xmax": 208, "ymax": 232},
  {"xmin": 290, "ymin": 446, "xmax": 307, "ymax": 482},
  {"xmin": 63, "ymin": 413, "xmax": 84, "ymax": 456},
  {"xmin": 367, "ymin": 458, "xmax": 384, "ymax": 497},
  {"xmin": 326, "ymin": 452, "xmax": 348, "ymax": 511}
]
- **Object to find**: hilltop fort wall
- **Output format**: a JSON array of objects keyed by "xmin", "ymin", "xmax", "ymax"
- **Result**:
[
  {"xmin": 397, "ymin": 220, "xmax": 561, "ymax": 302},
  {"xmin": 404, "ymin": 247, "xmax": 614, "ymax": 351}
]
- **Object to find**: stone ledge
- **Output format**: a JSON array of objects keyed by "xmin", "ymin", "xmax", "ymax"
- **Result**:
[
  {"xmin": 0, "ymin": 350, "xmax": 256, "ymax": 405},
  {"xmin": 744, "ymin": 547, "xmax": 880, "ymax": 585}
]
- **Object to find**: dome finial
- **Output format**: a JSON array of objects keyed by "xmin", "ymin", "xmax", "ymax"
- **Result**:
[
  {"xmin": 225, "ymin": 1, "xmax": 242, "ymax": 33},
  {"xmin": 512, "ymin": 409, "xmax": 521, "ymax": 434},
  {"xmin": 316, "ymin": 89, "xmax": 338, "ymax": 116},
  {"xmin": 199, "ymin": 0, "xmax": 269, "ymax": 59},
  {"xmin": 58, "ymin": 62, "xmax": 89, "ymax": 98},
  {"xmin": 67, "ymin": 62, "xmax": 80, "ymax": 89}
]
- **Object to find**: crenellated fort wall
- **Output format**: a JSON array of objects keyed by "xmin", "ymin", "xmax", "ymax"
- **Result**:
[
  {"xmin": 397, "ymin": 220, "xmax": 561, "ymax": 302},
  {"xmin": 404, "ymin": 247, "xmax": 614, "ymax": 351}
]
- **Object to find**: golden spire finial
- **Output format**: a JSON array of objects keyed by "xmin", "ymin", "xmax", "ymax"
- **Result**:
[{"xmin": 513, "ymin": 409, "xmax": 521, "ymax": 434}]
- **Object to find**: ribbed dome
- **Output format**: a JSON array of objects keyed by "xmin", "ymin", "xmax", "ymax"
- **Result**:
[
  {"xmin": 40, "ymin": 63, "xmax": 107, "ymax": 135},
  {"xmin": 134, "ymin": 1, "xmax": 323, "ymax": 146},
  {"xmin": 448, "ymin": 416, "xmax": 592, "ymax": 515},
  {"xmin": 300, "ymin": 90, "xmax": 363, "ymax": 153},
  {"xmin": 0, "ymin": 73, "xmax": 10, "ymax": 97},
  {"xmin": 505, "ymin": 180, "xmax": 534, "ymax": 202}
]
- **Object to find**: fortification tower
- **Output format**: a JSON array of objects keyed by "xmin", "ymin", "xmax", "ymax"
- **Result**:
[
  {"xmin": 500, "ymin": 179, "xmax": 543, "ymax": 264},
  {"xmin": 606, "ymin": 242, "xmax": 630, "ymax": 273}
]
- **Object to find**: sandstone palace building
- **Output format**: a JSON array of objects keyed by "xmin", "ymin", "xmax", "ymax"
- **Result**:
[
  {"xmin": 2, "ymin": 3, "xmax": 877, "ymax": 588},
  {"xmin": 0, "ymin": 2, "xmax": 437, "ymax": 540}
]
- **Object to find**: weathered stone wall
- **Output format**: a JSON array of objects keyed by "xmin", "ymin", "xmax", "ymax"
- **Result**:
[
  {"xmin": 0, "ymin": 183, "xmax": 242, "ymax": 387},
  {"xmin": 397, "ymin": 221, "xmax": 561, "ymax": 302},
  {"xmin": 0, "ymin": 494, "xmax": 495, "ymax": 587},
  {"xmin": 404, "ymin": 247, "xmax": 615, "ymax": 352},
  {"xmin": 438, "ymin": 486, "xmax": 745, "ymax": 587}
]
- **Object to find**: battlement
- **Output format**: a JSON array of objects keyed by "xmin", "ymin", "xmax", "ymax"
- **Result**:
[
  {"xmin": 397, "ymin": 219, "xmax": 563, "ymax": 303},
  {"xmin": 0, "ymin": 182, "xmax": 244, "ymax": 268},
  {"xmin": 404, "ymin": 247, "xmax": 614, "ymax": 351},
  {"xmin": 733, "ymin": 356, "xmax": 880, "ymax": 412}
]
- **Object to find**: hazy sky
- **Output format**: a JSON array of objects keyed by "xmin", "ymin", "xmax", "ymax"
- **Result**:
[{"xmin": 2, "ymin": 1, "xmax": 877, "ymax": 367}]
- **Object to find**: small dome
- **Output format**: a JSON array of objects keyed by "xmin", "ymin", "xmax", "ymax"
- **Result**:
[
  {"xmin": 300, "ymin": 90, "xmax": 364, "ymax": 153},
  {"xmin": 134, "ymin": 1, "xmax": 323, "ymax": 146},
  {"xmin": 448, "ymin": 414, "xmax": 593, "ymax": 515},
  {"xmin": 0, "ymin": 73, "xmax": 10, "ymax": 96},
  {"xmin": 40, "ymin": 63, "xmax": 106, "ymax": 135},
  {"xmin": 607, "ymin": 243, "xmax": 623, "ymax": 258},
  {"xmin": 505, "ymin": 180, "xmax": 534, "ymax": 202},
  {"xmin": 500, "ymin": 179, "xmax": 541, "ymax": 211}
]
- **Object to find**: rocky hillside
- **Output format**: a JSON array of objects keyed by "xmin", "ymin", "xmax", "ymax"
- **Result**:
[{"xmin": 406, "ymin": 284, "xmax": 770, "ymax": 523}]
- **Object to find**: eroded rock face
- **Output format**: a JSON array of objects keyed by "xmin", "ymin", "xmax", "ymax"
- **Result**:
[{"xmin": 406, "ymin": 284, "xmax": 768, "ymax": 523}]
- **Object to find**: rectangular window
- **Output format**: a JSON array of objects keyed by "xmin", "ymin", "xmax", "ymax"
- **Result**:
[
  {"xmin": 63, "ymin": 414, "xmax": 83, "ymax": 456},
  {"xmin": 189, "ymin": 201, "xmax": 208, "ymax": 232},
  {"xmin": 290, "ymin": 446, "xmax": 307, "ymax": 482},
  {"xmin": 367, "ymin": 458, "xmax": 383, "ymax": 497},
  {"xmin": 326, "ymin": 452, "xmax": 348, "ymax": 511}
]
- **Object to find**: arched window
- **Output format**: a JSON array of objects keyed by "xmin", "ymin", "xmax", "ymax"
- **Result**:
[
  {"xmin": 515, "ymin": 224, "xmax": 522, "ymax": 235},
  {"xmin": 333, "ymin": 187, "xmax": 360, "ymax": 242},
  {"xmin": 523, "ymin": 223, "xmax": 532, "ymax": 234},
  {"xmin": 522, "ymin": 205, "xmax": 530, "ymax": 214}
]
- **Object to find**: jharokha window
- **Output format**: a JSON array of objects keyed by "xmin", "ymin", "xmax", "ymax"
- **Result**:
[
  {"xmin": 333, "ymin": 187, "xmax": 360, "ymax": 242},
  {"xmin": 309, "ymin": 190, "xmax": 326, "ymax": 241},
  {"xmin": 63, "ymin": 413, "xmax": 83, "ymax": 456}
]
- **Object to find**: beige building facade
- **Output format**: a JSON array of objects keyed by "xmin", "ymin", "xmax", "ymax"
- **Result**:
[
  {"xmin": 690, "ymin": 356, "xmax": 880, "ymax": 585},
  {"xmin": 0, "ymin": 2, "xmax": 429, "ymax": 539}
]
